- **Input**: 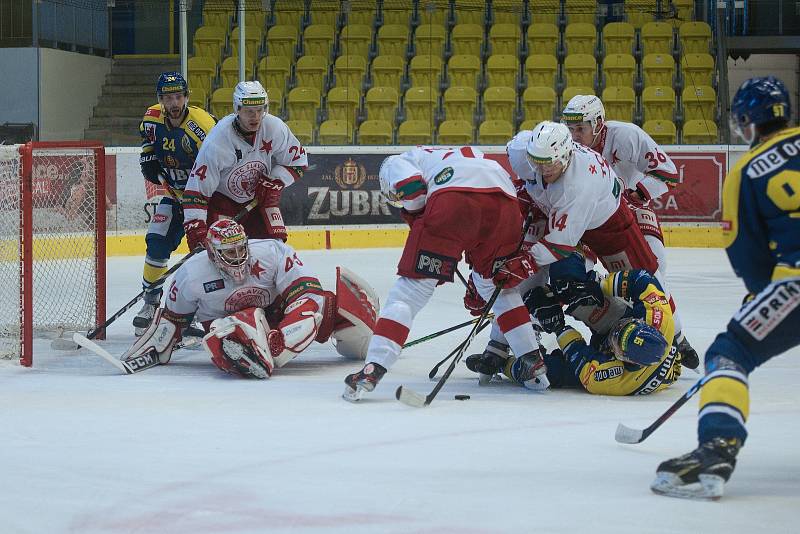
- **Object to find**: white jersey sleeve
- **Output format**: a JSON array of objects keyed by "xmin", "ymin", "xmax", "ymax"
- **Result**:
[
  {"xmin": 262, "ymin": 114, "xmax": 308, "ymax": 186},
  {"xmin": 605, "ymin": 121, "xmax": 678, "ymax": 201},
  {"xmin": 267, "ymin": 240, "xmax": 325, "ymax": 304},
  {"xmin": 164, "ymin": 257, "xmax": 204, "ymax": 318},
  {"xmin": 506, "ymin": 130, "xmax": 536, "ymax": 180}
]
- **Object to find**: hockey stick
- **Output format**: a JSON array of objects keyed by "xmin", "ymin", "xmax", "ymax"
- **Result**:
[
  {"xmin": 52, "ymin": 198, "xmax": 258, "ymax": 350},
  {"xmin": 428, "ymin": 317, "xmax": 493, "ymax": 379},
  {"xmin": 615, "ymin": 374, "xmax": 710, "ymax": 444},
  {"xmin": 402, "ymin": 313, "xmax": 494, "ymax": 350},
  {"xmin": 72, "ymin": 332, "xmax": 202, "ymax": 375},
  {"xmin": 395, "ymin": 284, "xmax": 504, "ymax": 407}
]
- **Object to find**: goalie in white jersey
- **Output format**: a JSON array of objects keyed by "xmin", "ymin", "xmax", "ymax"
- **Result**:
[
  {"xmin": 561, "ymin": 95, "xmax": 699, "ymax": 368},
  {"xmin": 343, "ymin": 146, "xmax": 550, "ymax": 401},
  {"xmin": 182, "ymin": 81, "xmax": 308, "ymax": 252},
  {"xmin": 120, "ymin": 220, "xmax": 379, "ymax": 379}
]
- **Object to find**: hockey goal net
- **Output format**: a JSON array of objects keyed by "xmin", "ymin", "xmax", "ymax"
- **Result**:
[{"xmin": 0, "ymin": 142, "xmax": 106, "ymax": 366}]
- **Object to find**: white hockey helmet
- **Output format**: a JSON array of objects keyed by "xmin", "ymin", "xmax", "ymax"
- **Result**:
[
  {"xmin": 233, "ymin": 80, "xmax": 269, "ymax": 114},
  {"xmin": 526, "ymin": 121, "xmax": 574, "ymax": 171},
  {"xmin": 378, "ymin": 155, "xmax": 405, "ymax": 208},
  {"xmin": 205, "ymin": 219, "xmax": 251, "ymax": 284},
  {"xmin": 562, "ymin": 95, "xmax": 606, "ymax": 136}
]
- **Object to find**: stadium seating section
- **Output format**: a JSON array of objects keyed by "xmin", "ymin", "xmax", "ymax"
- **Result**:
[{"xmin": 188, "ymin": 0, "xmax": 719, "ymax": 144}]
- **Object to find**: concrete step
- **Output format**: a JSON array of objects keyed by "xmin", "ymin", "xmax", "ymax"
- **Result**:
[
  {"xmin": 83, "ymin": 128, "xmax": 141, "ymax": 147},
  {"xmin": 92, "ymin": 104, "xmax": 145, "ymax": 118},
  {"xmin": 102, "ymin": 83, "xmax": 156, "ymax": 96},
  {"xmin": 105, "ymin": 71, "xmax": 163, "ymax": 86},
  {"xmin": 87, "ymin": 115, "xmax": 142, "ymax": 130},
  {"xmin": 110, "ymin": 64, "xmax": 180, "ymax": 78},
  {"xmin": 97, "ymin": 93, "xmax": 154, "ymax": 109},
  {"xmin": 112, "ymin": 57, "xmax": 179, "ymax": 67}
]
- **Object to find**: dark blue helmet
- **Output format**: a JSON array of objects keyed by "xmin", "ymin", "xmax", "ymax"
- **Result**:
[
  {"xmin": 607, "ymin": 318, "xmax": 667, "ymax": 367},
  {"xmin": 156, "ymin": 71, "xmax": 188, "ymax": 97},
  {"xmin": 731, "ymin": 76, "xmax": 791, "ymax": 132}
]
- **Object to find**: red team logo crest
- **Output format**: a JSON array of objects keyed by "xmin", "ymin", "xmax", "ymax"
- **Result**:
[
  {"xmin": 224, "ymin": 286, "xmax": 272, "ymax": 312},
  {"xmin": 227, "ymin": 161, "xmax": 268, "ymax": 200}
]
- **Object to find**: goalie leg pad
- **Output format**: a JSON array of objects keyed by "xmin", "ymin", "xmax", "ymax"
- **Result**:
[
  {"xmin": 272, "ymin": 297, "xmax": 323, "ymax": 367},
  {"xmin": 121, "ymin": 308, "xmax": 180, "ymax": 365},
  {"xmin": 332, "ymin": 266, "xmax": 380, "ymax": 360},
  {"xmin": 203, "ymin": 307, "xmax": 275, "ymax": 378}
]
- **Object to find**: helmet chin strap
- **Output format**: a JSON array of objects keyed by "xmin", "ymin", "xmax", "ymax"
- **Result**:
[{"xmin": 590, "ymin": 119, "xmax": 606, "ymax": 149}]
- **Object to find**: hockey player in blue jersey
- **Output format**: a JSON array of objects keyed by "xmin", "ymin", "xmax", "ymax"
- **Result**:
[
  {"xmin": 651, "ymin": 76, "xmax": 800, "ymax": 500},
  {"xmin": 134, "ymin": 72, "xmax": 217, "ymax": 336}
]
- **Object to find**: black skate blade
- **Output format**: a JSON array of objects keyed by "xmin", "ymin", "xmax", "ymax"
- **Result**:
[{"xmin": 395, "ymin": 385, "xmax": 428, "ymax": 407}]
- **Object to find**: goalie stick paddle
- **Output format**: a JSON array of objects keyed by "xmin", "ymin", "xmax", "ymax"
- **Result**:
[
  {"xmin": 72, "ymin": 333, "xmax": 201, "ymax": 375},
  {"xmin": 52, "ymin": 199, "xmax": 258, "ymax": 350},
  {"xmin": 615, "ymin": 374, "xmax": 711, "ymax": 444}
]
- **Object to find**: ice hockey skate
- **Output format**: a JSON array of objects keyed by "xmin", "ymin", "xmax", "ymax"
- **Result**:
[
  {"xmin": 676, "ymin": 335, "xmax": 700, "ymax": 370},
  {"xmin": 465, "ymin": 340, "xmax": 510, "ymax": 385},
  {"xmin": 133, "ymin": 290, "xmax": 161, "ymax": 336},
  {"xmin": 651, "ymin": 437, "xmax": 741, "ymax": 500},
  {"xmin": 343, "ymin": 362, "xmax": 387, "ymax": 402}
]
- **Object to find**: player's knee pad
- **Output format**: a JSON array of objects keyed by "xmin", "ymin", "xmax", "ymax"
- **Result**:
[
  {"xmin": 121, "ymin": 308, "xmax": 180, "ymax": 365},
  {"xmin": 144, "ymin": 234, "xmax": 174, "ymax": 261},
  {"xmin": 705, "ymin": 332, "xmax": 755, "ymax": 375},
  {"xmin": 204, "ymin": 307, "xmax": 275, "ymax": 378}
]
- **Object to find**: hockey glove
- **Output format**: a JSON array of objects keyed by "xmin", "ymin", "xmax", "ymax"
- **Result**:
[
  {"xmin": 523, "ymin": 285, "xmax": 565, "ymax": 334},
  {"xmin": 140, "ymin": 153, "xmax": 164, "ymax": 185},
  {"xmin": 183, "ymin": 219, "xmax": 208, "ymax": 251},
  {"xmin": 552, "ymin": 278, "xmax": 604, "ymax": 310},
  {"xmin": 492, "ymin": 252, "xmax": 538, "ymax": 288},
  {"xmin": 255, "ymin": 175, "xmax": 285, "ymax": 207},
  {"xmin": 399, "ymin": 208, "xmax": 423, "ymax": 227},
  {"xmin": 463, "ymin": 276, "xmax": 487, "ymax": 316}
]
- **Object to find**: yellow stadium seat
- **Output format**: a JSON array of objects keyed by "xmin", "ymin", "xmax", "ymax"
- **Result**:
[
  {"xmin": 563, "ymin": 53, "xmax": 597, "ymax": 88},
  {"xmin": 318, "ymin": 119, "xmax": 352, "ymax": 144},
  {"xmin": 230, "ymin": 26, "xmax": 262, "ymax": 61},
  {"xmin": 562, "ymin": 85, "xmax": 595, "ymax": 103},
  {"xmin": 486, "ymin": 54, "xmax": 518, "ymax": 87},
  {"xmin": 409, "ymin": 54, "xmax": 444, "ymax": 87},
  {"xmin": 189, "ymin": 87, "xmax": 208, "ymax": 109},
  {"xmin": 679, "ymin": 21, "xmax": 711, "ymax": 54},
  {"xmin": 240, "ymin": 10, "xmax": 267, "ymax": 29},
  {"xmin": 602, "ymin": 22, "xmax": 634, "ymax": 54},
  {"xmin": 287, "ymin": 86, "xmax": 321, "ymax": 122},
  {"xmin": 489, "ymin": 23, "xmax": 521, "ymax": 55},
  {"xmin": 530, "ymin": 0, "xmax": 560, "ymax": 25},
  {"xmin": 286, "ymin": 119, "xmax": 313, "ymax": 145},
  {"xmin": 265, "ymin": 87, "xmax": 283, "ymax": 117},
  {"xmin": 448, "ymin": 54, "xmax": 482, "ymax": 88},
  {"xmin": 624, "ymin": 0, "xmax": 655, "ymax": 28},
  {"xmin": 272, "ymin": 0, "xmax": 304, "ymax": 29},
  {"xmin": 188, "ymin": 56, "xmax": 217, "ymax": 94},
  {"xmin": 520, "ymin": 119, "xmax": 540, "ymax": 130},
  {"xmin": 371, "ymin": 55, "xmax": 405, "ymax": 89},
  {"xmin": 478, "ymin": 119, "xmax": 514, "ymax": 144},
  {"xmin": 602, "ymin": 53, "xmax": 636, "ymax": 88},
  {"xmin": 642, "ymin": 85, "xmax": 676, "ymax": 121},
  {"xmin": 418, "ymin": 0, "xmax": 450, "ymax": 25},
  {"xmin": 365, "ymin": 86, "xmax": 399, "ymax": 122},
  {"xmin": 493, "ymin": 0, "xmax": 525, "ymax": 24},
  {"xmin": 220, "ymin": 56, "xmax": 254, "ymax": 88},
  {"xmin": 345, "ymin": 0, "xmax": 377, "ymax": 25},
  {"xmin": 383, "ymin": 2, "xmax": 413, "ymax": 25},
  {"xmin": 258, "ymin": 56, "xmax": 291, "ymax": 92},
  {"xmin": 565, "ymin": 0, "xmax": 597, "ymax": 25},
  {"xmin": 308, "ymin": 0, "xmax": 340, "ymax": 26},
  {"xmin": 681, "ymin": 53, "xmax": 715, "ymax": 87},
  {"xmin": 193, "ymin": 26, "xmax": 227, "ymax": 62},
  {"xmin": 564, "ymin": 22, "xmax": 597, "ymax": 55},
  {"xmin": 642, "ymin": 53, "xmax": 675, "ymax": 86},
  {"xmin": 414, "ymin": 24, "xmax": 447, "ymax": 56},
  {"xmin": 523, "ymin": 86, "xmax": 557, "ymax": 122},
  {"xmin": 642, "ymin": 119, "xmax": 677, "ymax": 144},
  {"xmin": 673, "ymin": 0, "xmax": 694, "ymax": 22},
  {"xmin": 602, "ymin": 86, "xmax": 636, "ymax": 121},
  {"xmin": 444, "ymin": 86, "xmax": 478, "ymax": 122},
  {"xmin": 295, "ymin": 55, "xmax": 328, "ymax": 92},
  {"xmin": 526, "ymin": 23, "xmax": 559, "ymax": 55},
  {"xmin": 202, "ymin": 5, "xmax": 232, "ymax": 29},
  {"xmin": 327, "ymin": 87, "xmax": 360, "ymax": 122},
  {"xmin": 210, "ymin": 87, "xmax": 235, "ymax": 118},
  {"xmin": 397, "ymin": 120, "xmax": 433, "ymax": 144},
  {"xmin": 404, "ymin": 86, "xmax": 438, "ymax": 123},
  {"xmin": 339, "ymin": 24, "xmax": 372, "ymax": 58},
  {"xmin": 266, "ymin": 25, "xmax": 298, "ymax": 59},
  {"xmin": 640, "ymin": 22, "xmax": 673, "ymax": 54},
  {"xmin": 334, "ymin": 55, "xmax": 368, "ymax": 90},
  {"xmin": 525, "ymin": 54, "xmax": 558, "ymax": 87},
  {"xmin": 682, "ymin": 119, "xmax": 718, "ymax": 144},
  {"xmin": 682, "ymin": 85, "xmax": 716, "ymax": 122},
  {"xmin": 438, "ymin": 120, "xmax": 474, "ymax": 144},
  {"xmin": 483, "ymin": 86, "xmax": 517, "ymax": 120},
  {"xmin": 377, "ymin": 24, "xmax": 409, "ymax": 57},
  {"xmin": 359, "ymin": 119, "xmax": 393, "ymax": 144},
  {"xmin": 454, "ymin": 1, "xmax": 486, "ymax": 25},
  {"xmin": 451, "ymin": 24, "xmax": 484, "ymax": 57},
  {"xmin": 303, "ymin": 25, "xmax": 335, "ymax": 57}
]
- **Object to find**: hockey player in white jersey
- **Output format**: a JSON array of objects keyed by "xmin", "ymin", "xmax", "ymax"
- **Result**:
[
  {"xmin": 120, "ymin": 220, "xmax": 379, "ymax": 378},
  {"xmin": 182, "ymin": 81, "xmax": 307, "ymax": 252},
  {"xmin": 561, "ymin": 95, "xmax": 699, "ymax": 368},
  {"xmin": 343, "ymin": 146, "xmax": 550, "ymax": 401}
]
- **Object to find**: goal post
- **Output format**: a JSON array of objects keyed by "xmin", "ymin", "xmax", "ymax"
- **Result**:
[{"xmin": 0, "ymin": 141, "xmax": 107, "ymax": 367}]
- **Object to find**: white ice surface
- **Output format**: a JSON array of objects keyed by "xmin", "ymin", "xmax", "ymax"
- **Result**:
[{"xmin": 1, "ymin": 248, "xmax": 798, "ymax": 533}]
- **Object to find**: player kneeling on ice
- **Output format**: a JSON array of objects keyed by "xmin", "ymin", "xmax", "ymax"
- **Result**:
[{"xmin": 120, "ymin": 219, "xmax": 379, "ymax": 377}]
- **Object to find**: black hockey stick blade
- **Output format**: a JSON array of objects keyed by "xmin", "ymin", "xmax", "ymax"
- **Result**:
[{"xmin": 395, "ymin": 385, "xmax": 428, "ymax": 407}]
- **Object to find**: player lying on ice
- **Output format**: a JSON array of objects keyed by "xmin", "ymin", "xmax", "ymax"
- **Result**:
[{"xmin": 119, "ymin": 219, "xmax": 379, "ymax": 378}]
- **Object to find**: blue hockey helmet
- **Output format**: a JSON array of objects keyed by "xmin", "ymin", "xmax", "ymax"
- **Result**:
[
  {"xmin": 730, "ymin": 76, "xmax": 791, "ymax": 143},
  {"xmin": 156, "ymin": 71, "xmax": 189, "ymax": 97},
  {"xmin": 607, "ymin": 318, "xmax": 667, "ymax": 366}
]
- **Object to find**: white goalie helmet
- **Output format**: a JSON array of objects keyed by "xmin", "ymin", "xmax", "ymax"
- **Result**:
[
  {"xmin": 205, "ymin": 219, "xmax": 251, "ymax": 284},
  {"xmin": 233, "ymin": 80, "xmax": 269, "ymax": 114},
  {"xmin": 526, "ymin": 121, "xmax": 574, "ymax": 170},
  {"xmin": 562, "ymin": 95, "xmax": 606, "ymax": 136}
]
